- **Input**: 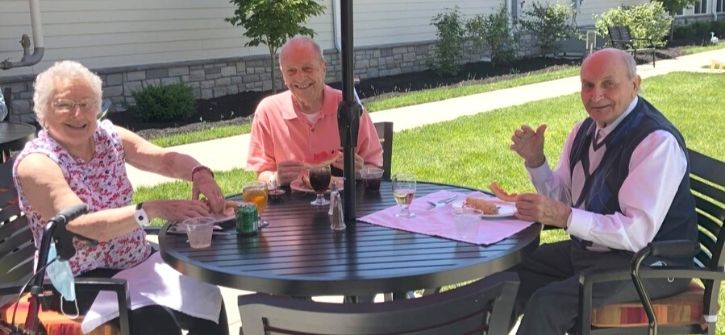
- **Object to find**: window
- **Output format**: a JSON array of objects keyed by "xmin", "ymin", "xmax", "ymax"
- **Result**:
[
  {"xmin": 694, "ymin": 0, "xmax": 708, "ymax": 14},
  {"xmin": 717, "ymin": 0, "xmax": 724, "ymax": 13}
]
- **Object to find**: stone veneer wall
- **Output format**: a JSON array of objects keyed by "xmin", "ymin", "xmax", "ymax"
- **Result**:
[{"xmin": 1, "ymin": 38, "xmax": 536, "ymax": 123}]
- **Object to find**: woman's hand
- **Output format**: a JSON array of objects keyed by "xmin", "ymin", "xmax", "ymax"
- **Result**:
[
  {"xmin": 510, "ymin": 124, "xmax": 547, "ymax": 168},
  {"xmin": 145, "ymin": 199, "xmax": 213, "ymax": 222},
  {"xmin": 191, "ymin": 170, "xmax": 224, "ymax": 214}
]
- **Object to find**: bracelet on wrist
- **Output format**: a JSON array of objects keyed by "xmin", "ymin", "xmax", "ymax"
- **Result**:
[{"xmin": 191, "ymin": 165, "xmax": 214, "ymax": 181}]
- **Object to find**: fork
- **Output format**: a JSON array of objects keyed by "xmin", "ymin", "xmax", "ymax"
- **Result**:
[{"xmin": 426, "ymin": 195, "xmax": 457, "ymax": 208}]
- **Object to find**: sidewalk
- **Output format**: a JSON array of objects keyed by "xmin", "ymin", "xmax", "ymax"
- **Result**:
[{"xmin": 135, "ymin": 48, "xmax": 724, "ymax": 334}]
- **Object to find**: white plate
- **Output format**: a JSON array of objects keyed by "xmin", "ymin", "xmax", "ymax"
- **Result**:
[
  {"xmin": 480, "ymin": 205, "xmax": 517, "ymax": 218},
  {"xmin": 290, "ymin": 176, "xmax": 344, "ymax": 193}
]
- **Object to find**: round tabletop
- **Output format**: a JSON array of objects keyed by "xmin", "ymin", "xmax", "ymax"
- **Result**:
[
  {"xmin": 159, "ymin": 181, "xmax": 541, "ymax": 296},
  {"xmin": 0, "ymin": 122, "xmax": 35, "ymax": 153}
]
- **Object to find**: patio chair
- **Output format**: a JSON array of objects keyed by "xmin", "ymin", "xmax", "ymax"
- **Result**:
[
  {"xmin": 607, "ymin": 25, "xmax": 657, "ymax": 67},
  {"xmin": 373, "ymin": 121, "xmax": 393, "ymax": 180},
  {"xmin": 238, "ymin": 272, "xmax": 519, "ymax": 335},
  {"xmin": 0, "ymin": 158, "xmax": 131, "ymax": 335},
  {"xmin": 578, "ymin": 149, "xmax": 725, "ymax": 334}
]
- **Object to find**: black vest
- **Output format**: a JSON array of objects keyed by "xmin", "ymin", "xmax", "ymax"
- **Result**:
[{"xmin": 568, "ymin": 97, "xmax": 697, "ymax": 247}]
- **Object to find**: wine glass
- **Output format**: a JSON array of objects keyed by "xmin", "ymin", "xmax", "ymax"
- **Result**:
[
  {"xmin": 242, "ymin": 181, "xmax": 269, "ymax": 227},
  {"xmin": 308, "ymin": 165, "xmax": 332, "ymax": 206},
  {"xmin": 392, "ymin": 174, "xmax": 416, "ymax": 218}
]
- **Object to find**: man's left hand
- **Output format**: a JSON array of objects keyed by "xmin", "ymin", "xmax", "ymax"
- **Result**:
[
  {"xmin": 332, "ymin": 152, "xmax": 364, "ymax": 172},
  {"xmin": 191, "ymin": 170, "xmax": 224, "ymax": 214},
  {"xmin": 514, "ymin": 193, "xmax": 571, "ymax": 228}
]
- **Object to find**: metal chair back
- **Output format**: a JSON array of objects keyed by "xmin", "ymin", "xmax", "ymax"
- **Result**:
[
  {"xmin": 374, "ymin": 121, "xmax": 393, "ymax": 181},
  {"xmin": 238, "ymin": 272, "xmax": 519, "ymax": 335}
]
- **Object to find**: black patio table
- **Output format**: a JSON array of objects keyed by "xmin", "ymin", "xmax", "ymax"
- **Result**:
[
  {"xmin": 0, "ymin": 122, "xmax": 35, "ymax": 163},
  {"xmin": 159, "ymin": 181, "xmax": 541, "ymax": 297}
]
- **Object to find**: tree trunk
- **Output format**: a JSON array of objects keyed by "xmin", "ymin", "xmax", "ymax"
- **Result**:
[{"xmin": 269, "ymin": 51, "xmax": 277, "ymax": 94}]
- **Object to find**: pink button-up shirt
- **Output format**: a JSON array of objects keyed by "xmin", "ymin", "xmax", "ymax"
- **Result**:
[{"xmin": 247, "ymin": 85, "xmax": 383, "ymax": 173}]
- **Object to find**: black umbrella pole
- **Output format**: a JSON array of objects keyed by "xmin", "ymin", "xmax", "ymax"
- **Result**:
[{"xmin": 340, "ymin": 0, "xmax": 357, "ymax": 224}]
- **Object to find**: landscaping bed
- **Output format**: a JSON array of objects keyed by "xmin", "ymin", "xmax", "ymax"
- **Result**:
[{"xmin": 108, "ymin": 47, "xmax": 686, "ymax": 140}]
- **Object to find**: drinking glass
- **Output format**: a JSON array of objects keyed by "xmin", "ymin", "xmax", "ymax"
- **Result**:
[
  {"xmin": 392, "ymin": 174, "xmax": 416, "ymax": 218},
  {"xmin": 308, "ymin": 165, "xmax": 332, "ymax": 206},
  {"xmin": 243, "ymin": 181, "xmax": 269, "ymax": 227},
  {"xmin": 182, "ymin": 216, "xmax": 215, "ymax": 249}
]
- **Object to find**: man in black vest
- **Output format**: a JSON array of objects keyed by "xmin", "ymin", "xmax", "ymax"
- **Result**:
[{"xmin": 509, "ymin": 48, "xmax": 697, "ymax": 334}]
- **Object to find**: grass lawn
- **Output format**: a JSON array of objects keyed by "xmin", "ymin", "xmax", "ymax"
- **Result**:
[{"xmin": 135, "ymin": 71, "xmax": 724, "ymax": 333}]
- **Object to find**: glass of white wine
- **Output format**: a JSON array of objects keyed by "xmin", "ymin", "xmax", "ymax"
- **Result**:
[{"xmin": 392, "ymin": 174, "xmax": 416, "ymax": 218}]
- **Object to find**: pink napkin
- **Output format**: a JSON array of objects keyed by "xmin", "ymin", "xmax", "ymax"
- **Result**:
[{"xmin": 359, "ymin": 190, "xmax": 534, "ymax": 245}]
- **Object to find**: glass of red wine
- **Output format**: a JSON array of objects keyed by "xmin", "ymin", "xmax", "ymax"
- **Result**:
[{"xmin": 308, "ymin": 165, "xmax": 332, "ymax": 206}]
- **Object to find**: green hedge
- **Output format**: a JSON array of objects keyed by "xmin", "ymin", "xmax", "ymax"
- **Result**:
[{"xmin": 131, "ymin": 83, "xmax": 196, "ymax": 122}]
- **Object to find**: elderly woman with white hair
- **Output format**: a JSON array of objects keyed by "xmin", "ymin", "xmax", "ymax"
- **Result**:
[{"xmin": 12, "ymin": 60, "xmax": 229, "ymax": 335}]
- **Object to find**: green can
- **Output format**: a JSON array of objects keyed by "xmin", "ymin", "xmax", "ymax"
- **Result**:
[{"xmin": 235, "ymin": 202, "xmax": 258, "ymax": 236}]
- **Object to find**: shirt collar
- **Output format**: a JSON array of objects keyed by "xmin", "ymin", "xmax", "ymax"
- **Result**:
[
  {"xmin": 596, "ymin": 96, "xmax": 638, "ymax": 137},
  {"xmin": 281, "ymin": 85, "xmax": 336, "ymax": 120}
]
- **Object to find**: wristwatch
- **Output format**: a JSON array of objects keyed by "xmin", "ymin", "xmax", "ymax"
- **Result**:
[{"xmin": 134, "ymin": 203, "xmax": 150, "ymax": 227}]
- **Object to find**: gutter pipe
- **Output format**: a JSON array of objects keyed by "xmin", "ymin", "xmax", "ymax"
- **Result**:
[{"xmin": 1, "ymin": 0, "xmax": 45, "ymax": 70}]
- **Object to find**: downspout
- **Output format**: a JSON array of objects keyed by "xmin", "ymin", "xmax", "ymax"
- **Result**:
[
  {"xmin": 712, "ymin": 0, "xmax": 717, "ymax": 21},
  {"xmin": 1, "ymin": 0, "xmax": 45, "ymax": 70},
  {"xmin": 332, "ymin": 0, "xmax": 342, "ymax": 55}
]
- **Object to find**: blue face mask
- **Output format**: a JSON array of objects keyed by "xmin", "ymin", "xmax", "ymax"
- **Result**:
[{"xmin": 46, "ymin": 242, "xmax": 79, "ymax": 318}]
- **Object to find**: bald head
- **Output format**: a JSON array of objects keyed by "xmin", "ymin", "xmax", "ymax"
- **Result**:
[
  {"xmin": 279, "ymin": 35, "xmax": 325, "ymax": 66},
  {"xmin": 579, "ymin": 48, "xmax": 641, "ymax": 127},
  {"xmin": 582, "ymin": 48, "xmax": 637, "ymax": 79}
]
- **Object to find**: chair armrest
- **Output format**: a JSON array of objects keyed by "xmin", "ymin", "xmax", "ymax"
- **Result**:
[
  {"xmin": 144, "ymin": 227, "xmax": 160, "ymax": 236},
  {"xmin": 0, "ymin": 283, "xmax": 24, "ymax": 297},
  {"xmin": 74, "ymin": 277, "xmax": 131, "ymax": 335}
]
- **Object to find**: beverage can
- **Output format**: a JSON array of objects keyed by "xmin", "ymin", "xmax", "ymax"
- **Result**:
[{"xmin": 235, "ymin": 202, "xmax": 258, "ymax": 236}]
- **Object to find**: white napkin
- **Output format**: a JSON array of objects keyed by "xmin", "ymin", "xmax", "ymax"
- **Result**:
[{"xmin": 81, "ymin": 252, "xmax": 222, "ymax": 333}]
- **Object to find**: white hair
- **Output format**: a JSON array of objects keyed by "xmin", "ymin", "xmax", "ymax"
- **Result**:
[{"xmin": 33, "ymin": 60, "xmax": 102, "ymax": 124}]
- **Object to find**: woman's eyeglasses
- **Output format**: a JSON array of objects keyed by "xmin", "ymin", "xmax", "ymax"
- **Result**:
[{"xmin": 52, "ymin": 98, "xmax": 97, "ymax": 112}]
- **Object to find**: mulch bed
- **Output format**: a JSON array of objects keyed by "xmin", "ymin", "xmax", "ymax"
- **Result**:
[{"xmin": 107, "ymin": 46, "xmax": 686, "ymax": 140}]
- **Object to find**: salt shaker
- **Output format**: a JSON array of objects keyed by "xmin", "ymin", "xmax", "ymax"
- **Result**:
[{"xmin": 329, "ymin": 184, "xmax": 346, "ymax": 231}]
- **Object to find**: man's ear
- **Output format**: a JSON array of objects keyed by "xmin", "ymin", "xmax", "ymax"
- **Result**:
[{"xmin": 633, "ymin": 75, "xmax": 642, "ymax": 93}]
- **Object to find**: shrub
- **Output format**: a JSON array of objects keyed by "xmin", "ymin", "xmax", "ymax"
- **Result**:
[
  {"xmin": 466, "ymin": 5, "xmax": 518, "ymax": 68},
  {"xmin": 518, "ymin": 1, "xmax": 577, "ymax": 56},
  {"xmin": 673, "ymin": 20, "xmax": 725, "ymax": 44},
  {"xmin": 131, "ymin": 83, "xmax": 196, "ymax": 122},
  {"xmin": 595, "ymin": 2, "xmax": 672, "ymax": 48},
  {"xmin": 429, "ymin": 7, "xmax": 466, "ymax": 76}
]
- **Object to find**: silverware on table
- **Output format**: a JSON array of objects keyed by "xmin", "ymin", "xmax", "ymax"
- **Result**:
[{"xmin": 426, "ymin": 195, "xmax": 458, "ymax": 209}]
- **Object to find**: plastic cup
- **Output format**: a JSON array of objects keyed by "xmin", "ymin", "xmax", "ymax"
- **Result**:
[
  {"xmin": 361, "ymin": 166, "xmax": 384, "ymax": 192},
  {"xmin": 183, "ymin": 217, "xmax": 215, "ymax": 249},
  {"xmin": 453, "ymin": 208, "xmax": 481, "ymax": 239}
]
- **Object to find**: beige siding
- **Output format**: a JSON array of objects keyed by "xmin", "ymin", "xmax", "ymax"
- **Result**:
[
  {"xmin": 353, "ymin": 0, "xmax": 505, "ymax": 46},
  {"xmin": 0, "ymin": 0, "xmax": 333, "ymax": 78},
  {"xmin": 576, "ymin": 0, "xmax": 648, "ymax": 27}
]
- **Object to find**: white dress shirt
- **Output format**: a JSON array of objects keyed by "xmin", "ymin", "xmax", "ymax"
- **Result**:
[{"xmin": 527, "ymin": 97, "xmax": 688, "ymax": 252}]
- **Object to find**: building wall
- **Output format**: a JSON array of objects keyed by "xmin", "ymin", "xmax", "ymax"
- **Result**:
[{"xmin": 0, "ymin": 0, "xmax": 505, "ymax": 122}]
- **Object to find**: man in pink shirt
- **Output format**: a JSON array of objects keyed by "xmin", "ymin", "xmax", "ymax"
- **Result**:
[{"xmin": 247, "ymin": 35, "xmax": 383, "ymax": 185}]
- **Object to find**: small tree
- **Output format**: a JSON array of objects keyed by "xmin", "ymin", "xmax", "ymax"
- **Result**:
[
  {"xmin": 652, "ymin": 0, "xmax": 698, "ymax": 15},
  {"xmin": 226, "ymin": 0, "xmax": 325, "ymax": 92},
  {"xmin": 595, "ymin": 3, "xmax": 672, "ymax": 48},
  {"xmin": 518, "ymin": 1, "xmax": 577, "ymax": 57},
  {"xmin": 429, "ymin": 7, "xmax": 466, "ymax": 76},
  {"xmin": 466, "ymin": 5, "xmax": 518, "ymax": 68}
]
